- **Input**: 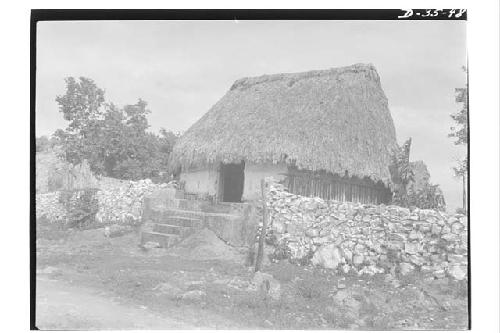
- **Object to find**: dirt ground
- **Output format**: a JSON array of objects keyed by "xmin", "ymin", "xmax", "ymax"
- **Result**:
[{"xmin": 35, "ymin": 226, "xmax": 469, "ymax": 330}]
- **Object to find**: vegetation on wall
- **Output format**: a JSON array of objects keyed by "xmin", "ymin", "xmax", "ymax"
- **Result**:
[
  {"xmin": 58, "ymin": 188, "xmax": 100, "ymax": 228},
  {"xmin": 52, "ymin": 77, "xmax": 179, "ymax": 181},
  {"xmin": 390, "ymin": 139, "xmax": 446, "ymax": 211}
]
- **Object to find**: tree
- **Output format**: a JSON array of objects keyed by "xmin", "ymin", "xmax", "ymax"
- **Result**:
[
  {"xmin": 36, "ymin": 136, "xmax": 50, "ymax": 152},
  {"xmin": 54, "ymin": 77, "xmax": 178, "ymax": 180},
  {"xmin": 389, "ymin": 139, "xmax": 446, "ymax": 210},
  {"xmin": 389, "ymin": 138, "xmax": 414, "ymax": 206},
  {"xmin": 449, "ymin": 66, "xmax": 468, "ymax": 212}
]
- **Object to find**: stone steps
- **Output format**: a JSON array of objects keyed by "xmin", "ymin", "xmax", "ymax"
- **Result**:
[
  {"xmin": 153, "ymin": 222, "xmax": 198, "ymax": 238},
  {"xmin": 148, "ymin": 208, "xmax": 240, "ymax": 224},
  {"xmin": 141, "ymin": 195, "xmax": 252, "ymax": 248}
]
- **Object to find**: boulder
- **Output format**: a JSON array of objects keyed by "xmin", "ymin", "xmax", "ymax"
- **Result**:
[
  {"xmin": 431, "ymin": 224, "xmax": 441, "ymax": 235},
  {"xmin": 433, "ymin": 269, "xmax": 446, "ymax": 279},
  {"xmin": 105, "ymin": 224, "xmax": 134, "ymax": 238},
  {"xmin": 399, "ymin": 262, "xmax": 414, "ymax": 276},
  {"xmin": 448, "ymin": 264, "xmax": 467, "ymax": 281},
  {"xmin": 451, "ymin": 222, "xmax": 464, "ymax": 234},
  {"xmin": 408, "ymin": 230, "xmax": 424, "ymax": 240},
  {"xmin": 353, "ymin": 254, "xmax": 365, "ymax": 266},
  {"xmin": 311, "ymin": 244, "xmax": 342, "ymax": 269},
  {"xmin": 404, "ymin": 242, "xmax": 421, "ymax": 254},
  {"xmin": 181, "ymin": 290, "xmax": 207, "ymax": 302},
  {"xmin": 305, "ymin": 228, "xmax": 320, "ymax": 238}
]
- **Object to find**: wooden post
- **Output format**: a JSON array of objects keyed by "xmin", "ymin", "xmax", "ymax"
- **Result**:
[
  {"xmin": 255, "ymin": 178, "xmax": 268, "ymax": 272},
  {"xmin": 462, "ymin": 173, "xmax": 467, "ymax": 213}
]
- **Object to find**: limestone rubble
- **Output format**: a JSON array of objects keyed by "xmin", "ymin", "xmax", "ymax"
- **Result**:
[
  {"xmin": 263, "ymin": 182, "xmax": 468, "ymax": 281},
  {"xmin": 36, "ymin": 179, "xmax": 174, "ymax": 225}
]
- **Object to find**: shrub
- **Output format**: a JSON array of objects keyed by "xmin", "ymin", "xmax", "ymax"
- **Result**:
[{"xmin": 58, "ymin": 188, "xmax": 99, "ymax": 228}]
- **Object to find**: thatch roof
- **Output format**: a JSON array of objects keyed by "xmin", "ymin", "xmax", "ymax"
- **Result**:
[{"xmin": 170, "ymin": 63, "xmax": 398, "ymax": 183}]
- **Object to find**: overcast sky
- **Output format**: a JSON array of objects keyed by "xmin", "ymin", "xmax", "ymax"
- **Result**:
[{"xmin": 36, "ymin": 20, "xmax": 467, "ymax": 211}]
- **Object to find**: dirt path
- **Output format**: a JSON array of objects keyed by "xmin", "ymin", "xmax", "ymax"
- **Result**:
[{"xmin": 36, "ymin": 277, "xmax": 201, "ymax": 330}]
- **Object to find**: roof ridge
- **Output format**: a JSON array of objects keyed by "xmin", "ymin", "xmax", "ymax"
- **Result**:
[{"xmin": 230, "ymin": 63, "xmax": 378, "ymax": 91}]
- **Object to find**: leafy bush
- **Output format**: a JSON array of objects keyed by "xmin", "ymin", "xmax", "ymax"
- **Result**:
[
  {"xmin": 54, "ymin": 77, "xmax": 179, "ymax": 181},
  {"xmin": 58, "ymin": 188, "xmax": 99, "ymax": 228}
]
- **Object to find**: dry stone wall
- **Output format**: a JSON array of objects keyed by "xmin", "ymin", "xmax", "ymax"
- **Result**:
[
  {"xmin": 265, "ymin": 182, "xmax": 468, "ymax": 281},
  {"xmin": 36, "ymin": 179, "xmax": 174, "ymax": 225}
]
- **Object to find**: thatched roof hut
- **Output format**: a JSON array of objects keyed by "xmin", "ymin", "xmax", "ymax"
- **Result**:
[{"xmin": 171, "ymin": 63, "xmax": 397, "ymax": 186}]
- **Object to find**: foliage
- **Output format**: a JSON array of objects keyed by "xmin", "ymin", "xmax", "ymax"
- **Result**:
[
  {"xmin": 449, "ymin": 66, "xmax": 468, "ymax": 211},
  {"xmin": 389, "ymin": 138, "xmax": 414, "ymax": 205},
  {"xmin": 36, "ymin": 136, "xmax": 50, "ymax": 152},
  {"xmin": 453, "ymin": 156, "xmax": 468, "ymax": 178},
  {"xmin": 58, "ymin": 188, "xmax": 100, "ymax": 228},
  {"xmin": 449, "ymin": 66, "xmax": 468, "ymax": 146},
  {"xmin": 54, "ymin": 77, "xmax": 179, "ymax": 180},
  {"xmin": 36, "ymin": 135, "xmax": 60, "ymax": 152},
  {"xmin": 406, "ymin": 183, "xmax": 446, "ymax": 211},
  {"xmin": 390, "ymin": 138, "xmax": 445, "ymax": 211}
]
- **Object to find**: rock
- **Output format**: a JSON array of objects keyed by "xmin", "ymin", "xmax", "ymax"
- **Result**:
[
  {"xmin": 311, "ymin": 244, "xmax": 342, "ymax": 269},
  {"xmin": 441, "ymin": 225, "xmax": 451, "ymax": 234},
  {"xmin": 399, "ymin": 262, "xmax": 414, "ymax": 276},
  {"xmin": 387, "ymin": 241, "xmax": 404, "ymax": 251},
  {"xmin": 409, "ymin": 255, "xmax": 425, "ymax": 267},
  {"xmin": 354, "ymin": 243, "xmax": 366, "ymax": 252},
  {"xmin": 451, "ymin": 222, "xmax": 464, "ymax": 234},
  {"xmin": 447, "ymin": 254, "xmax": 465, "ymax": 265},
  {"xmin": 106, "ymin": 224, "xmax": 133, "ymax": 238},
  {"xmin": 433, "ymin": 269, "xmax": 446, "ymax": 279},
  {"xmin": 333, "ymin": 289, "xmax": 350, "ymax": 303},
  {"xmin": 180, "ymin": 290, "xmax": 207, "ymax": 301},
  {"xmin": 153, "ymin": 282, "xmax": 182, "ymax": 298},
  {"xmin": 358, "ymin": 265, "xmax": 384, "ymax": 276},
  {"xmin": 142, "ymin": 241, "xmax": 161, "ymax": 249},
  {"xmin": 272, "ymin": 221, "xmax": 286, "ymax": 233},
  {"xmin": 305, "ymin": 228, "xmax": 319, "ymax": 238},
  {"xmin": 252, "ymin": 271, "xmax": 281, "ymax": 301},
  {"xmin": 408, "ymin": 230, "xmax": 424, "ymax": 240},
  {"xmin": 448, "ymin": 264, "xmax": 467, "ymax": 281},
  {"xmin": 404, "ymin": 242, "xmax": 421, "ymax": 254},
  {"xmin": 337, "ymin": 277, "xmax": 347, "ymax": 288},
  {"xmin": 441, "ymin": 233, "xmax": 457, "ymax": 242},
  {"xmin": 353, "ymin": 254, "xmax": 364, "ymax": 266},
  {"xmin": 312, "ymin": 236, "xmax": 329, "ymax": 245},
  {"xmin": 342, "ymin": 249, "xmax": 353, "ymax": 263}
]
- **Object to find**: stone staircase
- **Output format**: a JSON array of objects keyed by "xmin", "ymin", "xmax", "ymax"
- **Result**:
[{"xmin": 140, "ymin": 192, "xmax": 254, "ymax": 248}]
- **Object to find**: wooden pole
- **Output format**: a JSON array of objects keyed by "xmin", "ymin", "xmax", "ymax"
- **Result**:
[
  {"xmin": 462, "ymin": 173, "xmax": 467, "ymax": 212},
  {"xmin": 255, "ymin": 178, "xmax": 268, "ymax": 272}
]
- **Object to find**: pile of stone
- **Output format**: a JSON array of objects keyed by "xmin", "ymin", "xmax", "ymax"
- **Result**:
[
  {"xmin": 264, "ymin": 181, "xmax": 468, "ymax": 281},
  {"xmin": 36, "ymin": 179, "xmax": 176, "ymax": 225},
  {"xmin": 94, "ymin": 179, "xmax": 171, "ymax": 224},
  {"xmin": 36, "ymin": 192, "xmax": 67, "ymax": 223}
]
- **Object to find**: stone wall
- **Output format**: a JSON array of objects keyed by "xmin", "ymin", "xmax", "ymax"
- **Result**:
[
  {"xmin": 265, "ymin": 182, "xmax": 468, "ymax": 280},
  {"xmin": 36, "ymin": 179, "xmax": 174, "ymax": 225}
]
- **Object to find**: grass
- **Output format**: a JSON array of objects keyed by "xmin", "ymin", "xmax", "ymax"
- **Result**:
[{"xmin": 36, "ymin": 228, "xmax": 469, "ymax": 330}]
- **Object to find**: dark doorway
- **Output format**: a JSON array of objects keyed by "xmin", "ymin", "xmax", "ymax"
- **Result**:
[{"xmin": 220, "ymin": 161, "xmax": 245, "ymax": 202}]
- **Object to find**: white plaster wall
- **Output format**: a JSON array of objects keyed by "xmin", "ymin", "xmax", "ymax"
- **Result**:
[
  {"xmin": 180, "ymin": 162, "xmax": 288, "ymax": 201},
  {"xmin": 180, "ymin": 167, "xmax": 218, "ymax": 196}
]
